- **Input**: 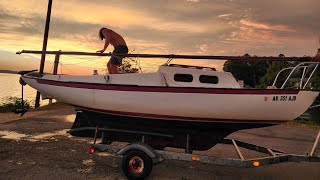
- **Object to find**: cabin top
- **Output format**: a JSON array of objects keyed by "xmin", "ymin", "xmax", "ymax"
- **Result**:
[
  {"xmin": 158, "ymin": 64, "xmax": 241, "ymax": 88},
  {"xmin": 36, "ymin": 64, "xmax": 241, "ymax": 89},
  {"xmin": 167, "ymin": 64, "xmax": 216, "ymax": 71}
]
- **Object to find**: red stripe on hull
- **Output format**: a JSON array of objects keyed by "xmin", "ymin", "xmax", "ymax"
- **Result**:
[{"xmin": 35, "ymin": 78, "xmax": 299, "ymax": 95}]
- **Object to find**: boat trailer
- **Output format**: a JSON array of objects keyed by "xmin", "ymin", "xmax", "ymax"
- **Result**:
[{"xmin": 69, "ymin": 127, "xmax": 320, "ymax": 180}]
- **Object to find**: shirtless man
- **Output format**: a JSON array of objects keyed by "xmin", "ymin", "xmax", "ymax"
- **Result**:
[{"xmin": 97, "ymin": 28, "xmax": 128, "ymax": 74}]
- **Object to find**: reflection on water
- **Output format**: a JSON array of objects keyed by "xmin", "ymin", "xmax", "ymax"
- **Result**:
[{"xmin": 0, "ymin": 73, "xmax": 50, "ymax": 105}]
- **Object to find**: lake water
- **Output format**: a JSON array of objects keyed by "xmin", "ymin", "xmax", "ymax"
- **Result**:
[{"xmin": 0, "ymin": 73, "xmax": 50, "ymax": 106}]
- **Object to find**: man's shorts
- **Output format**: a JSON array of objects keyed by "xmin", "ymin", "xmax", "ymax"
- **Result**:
[{"xmin": 110, "ymin": 45, "xmax": 129, "ymax": 65}]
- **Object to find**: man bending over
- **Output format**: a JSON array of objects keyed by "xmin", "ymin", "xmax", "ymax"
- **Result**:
[{"xmin": 97, "ymin": 28, "xmax": 128, "ymax": 74}]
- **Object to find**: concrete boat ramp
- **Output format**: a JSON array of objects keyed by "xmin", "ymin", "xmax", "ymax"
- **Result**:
[{"xmin": 0, "ymin": 103, "xmax": 319, "ymax": 179}]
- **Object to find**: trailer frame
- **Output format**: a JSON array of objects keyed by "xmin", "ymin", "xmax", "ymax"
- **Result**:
[{"xmin": 69, "ymin": 127, "xmax": 320, "ymax": 179}]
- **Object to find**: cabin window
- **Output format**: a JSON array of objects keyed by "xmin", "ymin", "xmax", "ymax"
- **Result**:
[
  {"xmin": 199, "ymin": 75, "xmax": 219, "ymax": 84},
  {"xmin": 174, "ymin": 74, "xmax": 193, "ymax": 82}
]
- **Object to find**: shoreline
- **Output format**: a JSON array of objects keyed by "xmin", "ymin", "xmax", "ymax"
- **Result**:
[
  {"xmin": 0, "ymin": 70, "xmax": 17, "ymax": 74},
  {"xmin": 0, "ymin": 102, "xmax": 73, "ymax": 124}
]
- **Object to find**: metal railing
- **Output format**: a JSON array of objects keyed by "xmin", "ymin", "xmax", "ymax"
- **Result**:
[{"xmin": 273, "ymin": 62, "xmax": 320, "ymax": 89}]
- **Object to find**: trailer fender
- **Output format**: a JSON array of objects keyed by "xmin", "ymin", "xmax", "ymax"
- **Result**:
[{"xmin": 117, "ymin": 143, "xmax": 157, "ymax": 159}]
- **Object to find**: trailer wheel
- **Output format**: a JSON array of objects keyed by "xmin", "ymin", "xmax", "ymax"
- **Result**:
[{"xmin": 122, "ymin": 150, "xmax": 153, "ymax": 180}]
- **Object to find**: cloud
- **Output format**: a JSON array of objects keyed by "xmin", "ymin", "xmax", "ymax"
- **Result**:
[
  {"xmin": 243, "ymin": 0, "xmax": 320, "ymax": 33},
  {"xmin": 239, "ymin": 19, "xmax": 295, "ymax": 32},
  {"xmin": 1, "ymin": 0, "xmax": 319, "ymax": 74},
  {"xmin": 0, "ymin": 2, "xmax": 236, "ymax": 57},
  {"xmin": 196, "ymin": 43, "xmax": 209, "ymax": 54},
  {"xmin": 187, "ymin": 0, "xmax": 200, "ymax": 2},
  {"xmin": 218, "ymin": 14, "xmax": 232, "ymax": 18}
]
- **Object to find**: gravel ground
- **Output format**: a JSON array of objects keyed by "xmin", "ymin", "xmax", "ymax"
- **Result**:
[{"xmin": 0, "ymin": 103, "xmax": 319, "ymax": 180}]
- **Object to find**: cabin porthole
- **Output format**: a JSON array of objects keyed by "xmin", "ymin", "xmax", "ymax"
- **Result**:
[
  {"xmin": 174, "ymin": 74, "xmax": 193, "ymax": 82},
  {"xmin": 199, "ymin": 75, "xmax": 219, "ymax": 84}
]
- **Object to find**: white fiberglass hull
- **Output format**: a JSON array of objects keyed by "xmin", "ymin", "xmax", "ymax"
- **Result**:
[{"xmin": 22, "ymin": 76, "xmax": 319, "ymax": 124}]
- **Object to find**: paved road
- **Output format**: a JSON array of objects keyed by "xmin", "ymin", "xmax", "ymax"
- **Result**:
[{"xmin": 0, "ymin": 103, "xmax": 319, "ymax": 179}]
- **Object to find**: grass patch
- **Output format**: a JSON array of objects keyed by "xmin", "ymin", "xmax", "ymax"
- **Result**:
[
  {"xmin": 295, "ymin": 118, "xmax": 320, "ymax": 126},
  {"xmin": 0, "ymin": 97, "xmax": 33, "ymax": 113},
  {"xmin": 295, "ymin": 108, "xmax": 320, "ymax": 127}
]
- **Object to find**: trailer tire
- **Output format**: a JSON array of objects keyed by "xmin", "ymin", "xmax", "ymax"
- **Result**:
[{"xmin": 122, "ymin": 149, "xmax": 153, "ymax": 180}]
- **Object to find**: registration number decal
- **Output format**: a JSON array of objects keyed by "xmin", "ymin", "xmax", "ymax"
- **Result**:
[
  {"xmin": 272, "ymin": 96, "xmax": 296, "ymax": 102},
  {"xmin": 264, "ymin": 96, "xmax": 297, "ymax": 102}
]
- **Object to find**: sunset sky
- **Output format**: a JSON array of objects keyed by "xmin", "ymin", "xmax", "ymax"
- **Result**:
[{"xmin": 0, "ymin": 0, "xmax": 319, "ymax": 75}]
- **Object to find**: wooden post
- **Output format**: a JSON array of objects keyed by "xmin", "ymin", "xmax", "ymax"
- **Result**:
[
  {"xmin": 48, "ymin": 50, "xmax": 60, "ymax": 105},
  {"xmin": 35, "ymin": 0, "xmax": 53, "ymax": 108},
  {"xmin": 53, "ymin": 50, "xmax": 61, "ymax": 74}
]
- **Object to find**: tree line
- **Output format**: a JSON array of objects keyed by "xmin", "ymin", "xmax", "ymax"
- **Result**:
[{"xmin": 223, "ymin": 54, "xmax": 320, "ymax": 89}]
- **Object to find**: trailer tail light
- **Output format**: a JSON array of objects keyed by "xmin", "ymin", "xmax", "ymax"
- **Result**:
[
  {"xmin": 192, "ymin": 157, "xmax": 200, "ymax": 161},
  {"xmin": 89, "ymin": 147, "xmax": 95, "ymax": 154},
  {"xmin": 253, "ymin": 161, "xmax": 260, "ymax": 167}
]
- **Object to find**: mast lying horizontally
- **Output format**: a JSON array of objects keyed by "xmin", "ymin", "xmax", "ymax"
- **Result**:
[{"xmin": 17, "ymin": 50, "xmax": 317, "ymax": 62}]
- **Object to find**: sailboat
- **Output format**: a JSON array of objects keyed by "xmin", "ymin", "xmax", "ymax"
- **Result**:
[{"xmin": 17, "ymin": 50, "xmax": 320, "ymax": 150}]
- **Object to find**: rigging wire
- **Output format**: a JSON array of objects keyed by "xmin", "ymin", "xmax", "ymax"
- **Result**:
[
  {"xmin": 59, "ymin": 63, "xmax": 76, "ymax": 75},
  {"xmin": 60, "ymin": 55, "xmax": 105, "ymax": 61},
  {"xmin": 61, "ymin": 63, "xmax": 106, "ymax": 70},
  {"xmin": 60, "ymin": 60, "xmax": 98, "ymax": 65},
  {"xmin": 49, "ymin": 64, "xmax": 53, "ymax": 73},
  {"xmin": 24, "ymin": 54, "xmax": 55, "ymax": 64},
  {"xmin": 20, "ymin": 49, "xmax": 170, "ymax": 75}
]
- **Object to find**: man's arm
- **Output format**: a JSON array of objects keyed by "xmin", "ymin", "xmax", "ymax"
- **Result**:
[{"xmin": 97, "ymin": 30, "xmax": 111, "ymax": 53}]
